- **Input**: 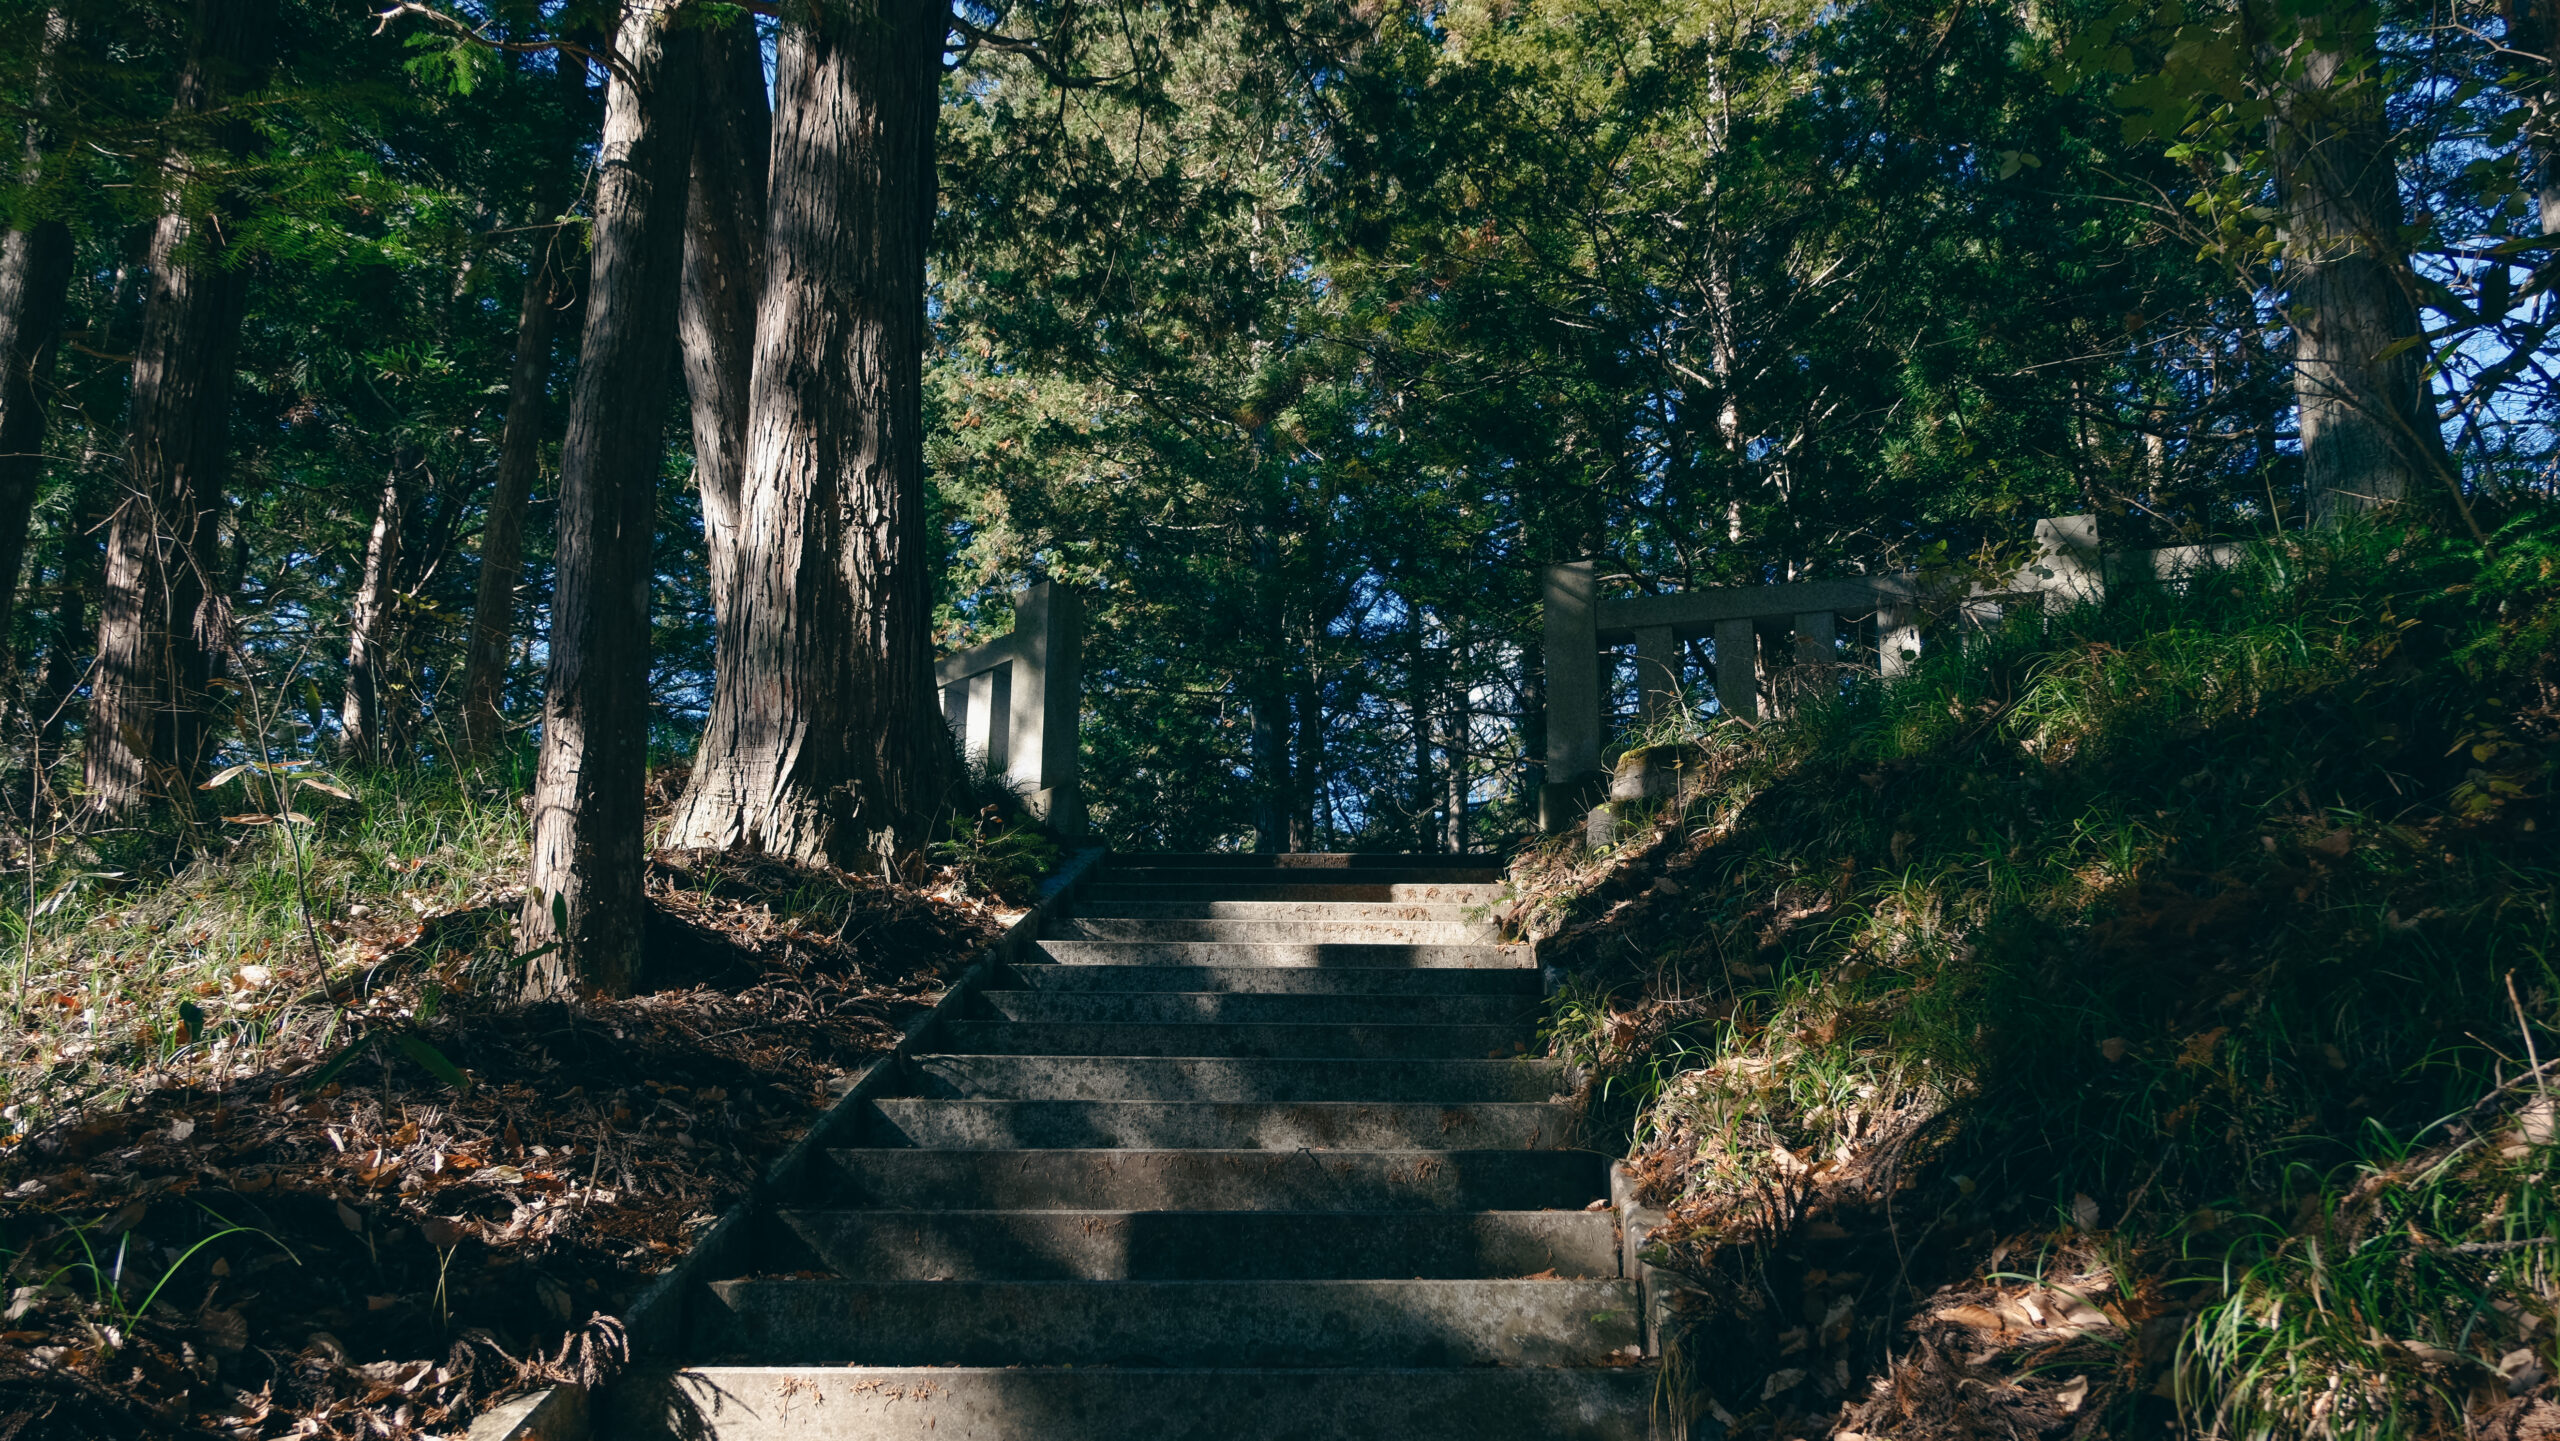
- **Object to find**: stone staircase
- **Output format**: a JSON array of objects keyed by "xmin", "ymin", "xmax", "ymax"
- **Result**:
[{"xmin": 618, "ymin": 853, "xmax": 1663, "ymax": 1439}]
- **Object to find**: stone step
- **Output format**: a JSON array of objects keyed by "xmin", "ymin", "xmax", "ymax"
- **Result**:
[
  {"xmin": 611, "ymin": 1365, "xmax": 1662, "ymax": 1441},
  {"xmin": 1049, "ymin": 917, "xmax": 1501, "ymax": 945},
  {"xmin": 1027, "ymin": 941, "xmax": 1529, "ymax": 970},
  {"xmin": 1005, "ymin": 959, "xmax": 1538, "ymax": 992},
  {"xmin": 1073, "ymin": 900, "xmax": 1487, "ymax": 923},
  {"xmin": 1102, "ymin": 852, "xmax": 1504, "ymax": 873},
  {"xmin": 766, "ymin": 1208, "xmax": 1619, "ymax": 1280},
  {"xmin": 856, "ymin": 1098, "xmax": 1583, "ymax": 1151},
  {"xmin": 807, "ymin": 1148, "xmax": 1609, "ymax": 1211},
  {"xmin": 693, "ymin": 1277, "xmax": 1642, "ymax": 1368},
  {"xmin": 975, "ymin": 989, "xmax": 1534, "ymax": 1025},
  {"xmin": 910, "ymin": 1053, "xmax": 1567, "ymax": 1102},
  {"xmin": 1080, "ymin": 881, "xmax": 1508, "ymax": 905},
  {"xmin": 935, "ymin": 1020, "xmax": 1536, "ymax": 1060}
]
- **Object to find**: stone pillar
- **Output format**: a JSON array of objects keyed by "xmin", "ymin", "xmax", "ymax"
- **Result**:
[
  {"xmin": 2026, "ymin": 514, "xmax": 2104, "ymax": 605},
  {"xmin": 1008, "ymin": 580, "xmax": 1085, "ymax": 835},
  {"xmin": 1793, "ymin": 611, "xmax": 1835, "ymax": 669},
  {"xmin": 963, "ymin": 664, "xmax": 1010, "ymax": 774},
  {"xmin": 1786, "ymin": 611, "xmax": 1835, "ymax": 712},
  {"xmin": 1632, "ymin": 625, "xmax": 1681, "ymax": 724},
  {"xmin": 1712, "ymin": 617, "xmax": 1757, "ymax": 722},
  {"xmin": 1538, "ymin": 561, "xmax": 1606, "ymax": 833},
  {"xmin": 1876, "ymin": 602, "xmax": 1920, "ymax": 678}
]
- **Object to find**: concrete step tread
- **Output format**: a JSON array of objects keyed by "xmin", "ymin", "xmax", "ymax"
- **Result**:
[
  {"xmin": 696, "ymin": 1277, "xmax": 1641, "ymax": 1368},
  {"xmin": 1103, "ymin": 852, "xmax": 1504, "ymax": 870},
  {"xmin": 615, "ymin": 1365, "xmax": 1663, "ymax": 1441},
  {"xmin": 857, "ymin": 1098, "xmax": 1583, "ymax": 1151},
  {"xmin": 935, "ymin": 1019, "xmax": 1537, "ymax": 1059},
  {"xmin": 976, "ymin": 990, "xmax": 1534, "ymax": 1023},
  {"xmin": 1027, "ymin": 942, "xmax": 1531, "ymax": 971},
  {"xmin": 808, "ymin": 1147, "xmax": 1609, "ymax": 1211},
  {"xmin": 1051, "ymin": 919, "xmax": 1502, "ymax": 944},
  {"xmin": 1074, "ymin": 900, "xmax": 1489, "ymax": 921},
  {"xmin": 1082, "ymin": 882, "xmax": 1508, "ymax": 903},
  {"xmin": 1009, "ymin": 960, "xmax": 1537, "ymax": 991},
  {"xmin": 910, "ymin": 1053, "xmax": 1568, "ymax": 1102},
  {"xmin": 765, "ymin": 1207, "xmax": 1619, "ymax": 1280}
]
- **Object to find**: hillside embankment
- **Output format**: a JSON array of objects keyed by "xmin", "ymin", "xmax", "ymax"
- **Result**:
[
  {"xmin": 1507, "ymin": 519, "xmax": 2560, "ymax": 1441},
  {"xmin": 0, "ymin": 763, "xmax": 1052, "ymax": 1440}
]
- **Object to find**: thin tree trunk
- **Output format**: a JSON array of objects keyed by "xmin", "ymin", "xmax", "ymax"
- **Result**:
[
  {"xmin": 33, "ymin": 490, "xmax": 100, "ymax": 753},
  {"xmin": 458, "ymin": 253, "xmax": 567, "ymax": 754},
  {"xmin": 1410, "ymin": 607, "xmax": 1437, "ymax": 854},
  {"xmin": 1442, "ymin": 616, "xmax": 1467, "ymax": 854},
  {"xmin": 462, "ymin": 54, "xmax": 593, "ymax": 756},
  {"xmin": 85, "ymin": 0, "xmax": 273, "ymax": 819},
  {"xmin": 2268, "ymin": 12, "xmax": 2448, "ymax": 527},
  {"xmin": 519, "ymin": 1, "xmax": 701, "ymax": 997},
  {"xmin": 681, "ymin": 12, "xmax": 770, "ymax": 654},
  {"xmin": 339, "ymin": 450, "xmax": 415, "ymax": 763},
  {"xmin": 1246, "ymin": 524, "xmax": 1289, "ymax": 854},
  {"xmin": 0, "ymin": 10, "xmax": 75, "ymax": 663},
  {"xmin": 663, "ymin": 0, "xmax": 952, "ymax": 864},
  {"xmin": 1291, "ymin": 652, "xmax": 1319, "ymax": 851}
]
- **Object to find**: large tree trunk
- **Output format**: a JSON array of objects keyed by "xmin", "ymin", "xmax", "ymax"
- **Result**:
[
  {"xmin": 518, "ymin": 2, "xmax": 701, "ymax": 997},
  {"xmin": 84, "ymin": 0, "xmax": 272, "ymax": 819},
  {"xmin": 2269, "ymin": 13, "xmax": 2447, "ymax": 527},
  {"xmin": 339, "ymin": 450, "xmax": 416, "ymax": 764},
  {"xmin": 0, "ymin": 10, "xmax": 75, "ymax": 664},
  {"xmin": 662, "ymin": 0, "xmax": 952, "ymax": 865},
  {"xmin": 681, "ymin": 12, "xmax": 771, "ymax": 643},
  {"xmin": 461, "ymin": 54, "xmax": 594, "ymax": 757}
]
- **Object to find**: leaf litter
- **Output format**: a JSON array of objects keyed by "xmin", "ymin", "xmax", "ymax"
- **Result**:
[{"xmin": 0, "ymin": 836, "xmax": 1008, "ymax": 1439}]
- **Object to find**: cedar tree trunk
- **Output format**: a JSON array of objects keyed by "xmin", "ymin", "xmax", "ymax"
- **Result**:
[
  {"xmin": 2269, "ymin": 13, "xmax": 2447, "ymax": 527},
  {"xmin": 85, "ymin": 0, "xmax": 272, "ymax": 818},
  {"xmin": 663, "ymin": 0, "xmax": 952, "ymax": 864},
  {"xmin": 681, "ymin": 10, "xmax": 770, "ymax": 648},
  {"xmin": 519, "ymin": 2, "xmax": 701, "ymax": 997}
]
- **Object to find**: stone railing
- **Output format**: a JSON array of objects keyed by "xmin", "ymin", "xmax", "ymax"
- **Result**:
[
  {"xmin": 938, "ymin": 580, "xmax": 1086, "ymax": 835},
  {"xmin": 1538, "ymin": 516, "xmax": 2236, "ymax": 831}
]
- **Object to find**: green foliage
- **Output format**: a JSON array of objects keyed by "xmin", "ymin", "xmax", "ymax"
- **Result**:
[{"xmin": 1539, "ymin": 513, "xmax": 2560, "ymax": 1427}]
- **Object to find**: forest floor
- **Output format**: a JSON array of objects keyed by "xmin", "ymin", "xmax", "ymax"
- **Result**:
[
  {"xmin": 0, "ymin": 764, "xmax": 1038, "ymax": 1441},
  {"xmin": 1506, "ymin": 518, "xmax": 2560, "ymax": 1441}
]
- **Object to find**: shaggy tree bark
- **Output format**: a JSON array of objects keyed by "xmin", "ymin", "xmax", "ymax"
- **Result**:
[
  {"xmin": 85, "ymin": 0, "xmax": 273, "ymax": 818},
  {"xmin": 461, "ymin": 52, "xmax": 593, "ymax": 756},
  {"xmin": 663, "ymin": 0, "xmax": 952, "ymax": 864},
  {"xmin": 519, "ymin": 2, "xmax": 700, "ymax": 997},
  {"xmin": 2269, "ymin": 13, "xmax": 2447, "ymax": 527},
  {"xmin": 0, "ymin": 9, "xmax": 74, "ymax": 660},
  {"xmin": 680, "ymin": 11, "xmax": 770, "ymax": 642},
  {"xmin": 339, "ymin": 450, "xmax": 417, "ymax": 763}
]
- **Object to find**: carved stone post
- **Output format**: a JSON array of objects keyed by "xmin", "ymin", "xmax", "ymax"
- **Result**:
[
  {"xmin": 1713, "ymin": 617, "xmax": 1758, "ymax": 722},
  {"xmin": 1632, "ymin": 625, "xmax": 1681, "ymax": 725},
  {"xmin": 1538, "ymin": 560, "xmax": 1607, "ymax": 833},
  {"xmin": 937, "ymin": 580, "xmax": 1085, "ymax": 836}
]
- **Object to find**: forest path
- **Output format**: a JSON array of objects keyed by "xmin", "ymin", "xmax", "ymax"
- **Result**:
[{"xmin": 611, "ymin": 851, "xmax": 1660, "ymax": 1438}]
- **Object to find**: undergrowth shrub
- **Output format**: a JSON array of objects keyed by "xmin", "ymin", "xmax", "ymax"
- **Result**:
[{"xmin": 1524, "ymin": 514, "xmax": 2560, "ymax": 1438}]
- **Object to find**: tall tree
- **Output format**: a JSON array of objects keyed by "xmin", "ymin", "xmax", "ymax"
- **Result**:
[
  {"xmin": 2267, "ymin": 7, "xmax": 2448, "ymax": 526},
  {"xmin": 461, "ymin": 53, "xmax": 594, "ymax": 756},
  {"xmin": 664, "ymin": 0, "xmax": 951, "ymax": 862},
  {"xmin": 678, "ymin": 10, "xmax": 769, "ymax": 666},
  {"xmin": 84, "ymin": 0, "xmax": 274, "ymax": 818},
  {"xmin": 0, "ymin": 8, "xmax": 75, "ymax": 666},
  {"xmin": 339, "ymin": 447, "xmax": 417, "ymax": 762},
  {"xmin": 518, "ymin": 1, "xmax": 700, "ymax": 996}
]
